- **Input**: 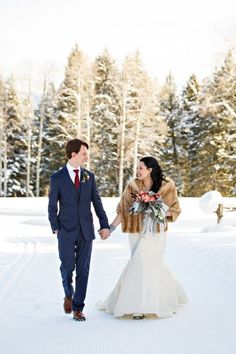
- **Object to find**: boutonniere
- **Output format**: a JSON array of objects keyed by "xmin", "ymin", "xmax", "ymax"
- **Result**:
[{"xmin": 81, "ymin": 171, "xmax": 90, "ymax": 183}]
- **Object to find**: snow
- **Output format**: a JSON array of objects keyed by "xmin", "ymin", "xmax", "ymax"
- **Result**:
[
  {"xmin": 0, "ymin": 197, "xmax": 236, "ymax": 354},
  {"xmin": 199, "ymin": 190, "xmax": 223, "ymax": 214}
]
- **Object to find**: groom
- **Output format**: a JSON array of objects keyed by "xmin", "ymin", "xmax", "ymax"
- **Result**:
[{"xmin": 48, "ymin": 139, "xmax": 110, "ymax": 321}]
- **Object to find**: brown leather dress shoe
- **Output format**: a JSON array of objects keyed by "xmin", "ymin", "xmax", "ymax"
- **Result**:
[
  {"xmin": 73, "ymin": 311, "xmax": 86, "ymax": 321},
  {"xmin": 63, "ymin": 297, "xmax": 72, "ymax": 314}
]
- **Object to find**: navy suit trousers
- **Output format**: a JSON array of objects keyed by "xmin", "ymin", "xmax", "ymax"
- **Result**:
[{"xmin": 58, "ymin": 232, "xmax": 93, "ymax": 311}]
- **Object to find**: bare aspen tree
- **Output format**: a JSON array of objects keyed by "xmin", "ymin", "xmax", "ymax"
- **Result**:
[
  {"xmin": 85, "ymin": 98, "xmax": 91, "ymax": 169},
  {"xmin": 0, "ymin": 82, "xmax": 3, "ymax": 196},
  {"xmin": 121, "ymin": 52, "xmax": 155, "ymax": 183},
  {"xmin": 1, "ymin": 86, "xmax": 7, "ymax": 197},
  {"xmin": 133, "ymin": 108, "xmax": 141, "ymax": 178},
  {"xmin": 3, "ymin": 137, "xmax": 7, "ymax": 197},
  {"xmin": 24, "ymin": 95, "xmax": 34, "ymax": 197},
  {"xmin": 77, "ymin": 91, "xmax": 81, "ymax": 138},
  {"xmin": 36, "ymin": 77, "xmax": 47, "ymax": 197},
  {"xmin": 119, "ymin": 93, "xmax": 126, "ymax": 195},
  {"xmin": 0, "ymin": 114, "xmax": 2, "ymax": 196}
]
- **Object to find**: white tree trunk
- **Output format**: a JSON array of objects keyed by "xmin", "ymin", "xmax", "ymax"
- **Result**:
[
  {"xmin": 85, "ymin": 98, "xmax": 91, "ymax": 169},
  {"xmin": 36, "ymin": 78, "xmax": 47, "ymax": 197},
  {"xmin": 36, "ymin": 106, "xmax": 44, "ymax": 197},
  {"xmin": 133, "ymin": 110, "xmax": 141, "ymax": 177},
  {"xmin": 0, "ymin": 106, "xmax": 3, "ymax": 196},
  {"xmin": 119, "ymin": 95, "xmax": 126, "ymax": 195},
  {"xmin": 26, "ymin": 114, "xmax": 32, "ymax": 197},
  {"xmin": 77, "ymin": 92, "xmax": 81, "ymax": 138},
  {"xmin": 3, "ymin": 137, "xmax": 7, "ymax": 197}
]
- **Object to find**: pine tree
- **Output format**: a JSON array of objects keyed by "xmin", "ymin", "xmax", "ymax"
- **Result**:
[
  {"xmin": 21, "ymin": 94, "xmax": 35, "ymax": 197},
  {"xmin": 90, "ymin": 49, "xmax": 121, "ymax": 196},
  {"xmin": 4, "ymin": 80, "xmax": 27, "ymax": 196},
  {"xmin": 120, "ymin": 52, "xmax": 161, "ymax": 193},
  {"xmin": 48, "ymin": 45, "xmax": 89, "ymax": 173},
  {"xmin": 34, "ymin": 82, "xmax": 57, "ymax": 196},
  {"xmin": 193, "ymin": 51, "xmax": 236, "ymax": 196},
  {"xmin": 151, "ymin": 80, "xmax": 169, "ymax": 169},
  {"xmin": 179, "ymin": 74, "xmax": 201, "ymax": 195},
  {"xmin": 0, "ymin": 78, "xmax": 5, "ymax": 196},
  {"xmin": 31, "ymin": 77, "xmax": 63, "ymax": 197},
  {"xmin": 159, "ymin": 73, "xmax": 181, "ymax": 190}
]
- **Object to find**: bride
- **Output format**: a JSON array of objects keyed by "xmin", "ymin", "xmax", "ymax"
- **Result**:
[{"xmin": 98, "ymin": 157, "xmax": 188, "ymax": 319}]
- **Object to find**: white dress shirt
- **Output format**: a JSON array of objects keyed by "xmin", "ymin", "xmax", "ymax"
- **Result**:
[{"xmin": 66, "ymin": 162, "xmax": 81, "ymax": 183}]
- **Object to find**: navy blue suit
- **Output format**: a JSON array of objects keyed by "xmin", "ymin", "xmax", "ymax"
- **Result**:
[{"xmin": 48, "ymin": 166, "xmax": 109, "ymax": 311}]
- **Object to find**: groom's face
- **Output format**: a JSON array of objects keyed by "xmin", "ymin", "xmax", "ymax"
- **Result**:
[{"xmin": 72, "ymin": 145, "xmax": 88, "ymax": 166}]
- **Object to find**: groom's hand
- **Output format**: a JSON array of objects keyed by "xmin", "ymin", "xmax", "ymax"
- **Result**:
[{"xmin": 99, "ymin": 228, "xmax": 110, "ymax": 240}]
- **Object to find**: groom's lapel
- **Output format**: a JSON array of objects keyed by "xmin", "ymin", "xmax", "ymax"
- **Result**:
[
  {"xmin": 78, "ymin": 168, "xmax": 91, "ymax": 200},
  {"xmin": 61, "ymin": 166, "xmax": 78, "ymax": 199}
]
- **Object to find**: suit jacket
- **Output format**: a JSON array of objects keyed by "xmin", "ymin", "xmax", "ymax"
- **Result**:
[{"xmin": 48, "ymin": 166, "xmax": 109, "ymax": 240}]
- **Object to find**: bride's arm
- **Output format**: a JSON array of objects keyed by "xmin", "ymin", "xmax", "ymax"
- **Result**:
[
  {"xmin": 110, "ymin": 180, "xmax": 133, "ymax": 232},
  {"xmin": 109, "ymin": 214, "xmax": 121, "ymax": 232},
  {"xmin": 161, "ymin": 180, "xmax": 180, "ymax": 222}
]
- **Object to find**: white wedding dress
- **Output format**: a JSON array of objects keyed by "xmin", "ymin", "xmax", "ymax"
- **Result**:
[{"xmin": 98, "ymin": 217, "xmax": 188, "ymax": 318}]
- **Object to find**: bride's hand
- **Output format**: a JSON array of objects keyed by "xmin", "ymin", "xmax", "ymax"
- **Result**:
[
  {"xmin": 99, "ymin": 228, "xmax": 110, "ymax": 240},
  {"xmin": 131, "ymin": 192, "xmax": 139, "ymax": 202}
]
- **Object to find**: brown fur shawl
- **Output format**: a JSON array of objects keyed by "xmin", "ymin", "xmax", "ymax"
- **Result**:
[{"xmin": 116, "ymin": 177, "xmax": 181, "ymax": 233}]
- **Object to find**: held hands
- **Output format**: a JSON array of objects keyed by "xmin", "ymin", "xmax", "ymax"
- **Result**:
[
  {"xmin": 99, "ymin": 218, "xmax": 119, "ymax": 240},
  {"xmin": 99, "ymin": 228, "xmax": 110, "ymax": 240},
  {"xmin": 99, "ymin": 224, "xmax": 117, "ymax": 240}
]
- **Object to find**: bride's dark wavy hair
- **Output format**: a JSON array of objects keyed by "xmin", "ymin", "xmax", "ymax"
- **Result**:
[{"xmin": 140, "ymin": 157, "xmax": 166, "ymax": 193}]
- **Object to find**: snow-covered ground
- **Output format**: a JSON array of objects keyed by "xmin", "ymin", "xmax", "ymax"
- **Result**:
[{"xmin": 0, "ymin": 197, "xmax": 236, "ymax": 354}]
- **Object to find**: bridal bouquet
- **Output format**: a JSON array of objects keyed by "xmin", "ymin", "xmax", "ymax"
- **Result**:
[{"xmin": 129, "ymin": 191, "xmax": 169, "ymax": 224}]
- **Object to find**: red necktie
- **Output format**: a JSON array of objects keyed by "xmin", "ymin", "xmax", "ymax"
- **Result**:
[{"xmin": 73, "ymin": 169, "xmax": 80, "ymax": 188}]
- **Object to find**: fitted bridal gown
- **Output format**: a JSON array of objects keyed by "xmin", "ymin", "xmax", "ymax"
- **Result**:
[{"xmin": 98, "ymin": 217, "xmax": 188, "ymax": 318}]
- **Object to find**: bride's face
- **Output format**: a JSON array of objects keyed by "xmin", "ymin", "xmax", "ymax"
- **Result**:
[{"xmin": 136, "ymin": 161, "xmax": 152, "ymax": 180}]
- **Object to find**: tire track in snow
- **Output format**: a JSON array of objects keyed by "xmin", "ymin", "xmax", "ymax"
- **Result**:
[{"xmin": 0, "ymin": 237, "xmax": 37, "ymax": 303}]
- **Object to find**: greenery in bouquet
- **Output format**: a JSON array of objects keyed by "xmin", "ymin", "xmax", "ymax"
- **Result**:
[{"xmin": 129, "ymin": 191, "xmax": 169, "ymax": 224}]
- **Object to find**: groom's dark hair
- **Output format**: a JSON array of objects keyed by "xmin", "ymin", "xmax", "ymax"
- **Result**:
[{"xmin": 66, "ymin": 139, "xmax": 89, "ymax": 159}]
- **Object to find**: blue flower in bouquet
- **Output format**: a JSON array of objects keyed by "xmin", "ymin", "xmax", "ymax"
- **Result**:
[{"xmin": 129, "ymin": 191, "xmax": 169, "ymax": 224}]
